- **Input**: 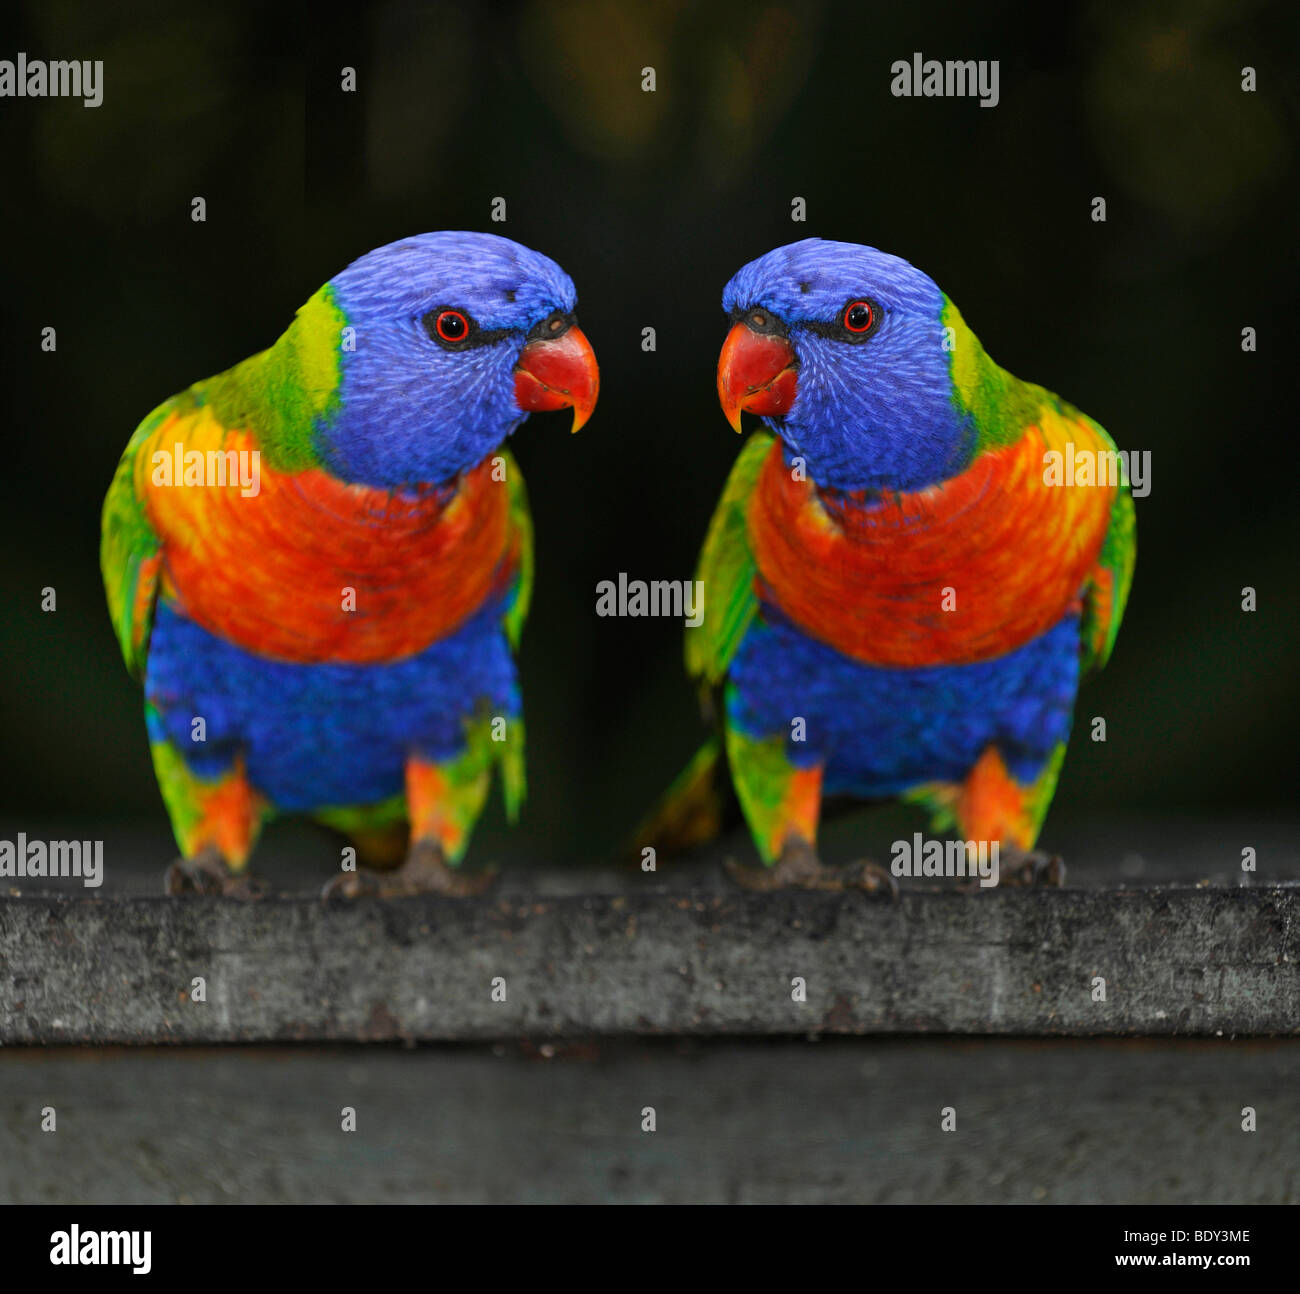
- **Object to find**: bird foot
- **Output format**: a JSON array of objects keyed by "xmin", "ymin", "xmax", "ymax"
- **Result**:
[
  {"xmin": 725, "ymin": 840, "xmax": 899, "ymax": 898},
  {"xmin": 321, "ymin": 839, "xmax": 496, "ymax": 900},
  {"xmin": 848, "ymin": 858, "xmax": 902, "ymax": 899},
  {"xmin": 165, "ymin": 846, "xmax": 263, "ymax": 898},
  {"xmin": 995, "ymin": 848, "xmax": 1066, "ymax": 888}
]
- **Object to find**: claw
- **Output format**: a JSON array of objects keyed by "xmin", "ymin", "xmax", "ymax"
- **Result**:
[
  {"xmin": 165, "ymin": 845, "xmax": 263, "ymax": 898},
  {"xmin": 726, "ymin": 839, "xmax": 897, "ymax": 896},
  {"xmin": 998, "ymin": 849, "xmax": 1067, "ymax": 887},
  {"xmin": 849, "ymin": 859, "xmax": 901, "ymax": 900},
  {"xmin": 322, "ymin": 839, "xmax": 496, "ymax": 901}
]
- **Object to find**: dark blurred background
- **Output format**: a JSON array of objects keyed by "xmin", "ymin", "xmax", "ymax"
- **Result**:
[{"xmin": 1, "ymin": 0, "xmax": 1296, "ymax": 865}]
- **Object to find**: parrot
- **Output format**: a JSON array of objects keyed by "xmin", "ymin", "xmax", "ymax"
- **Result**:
[
  {"xmin": 647, "ymin": 238, "xmax": 1134, "ymax": 890},
  {"xmin": 101, "ymin": 231, "xmax": 598, "ymax": 897}
]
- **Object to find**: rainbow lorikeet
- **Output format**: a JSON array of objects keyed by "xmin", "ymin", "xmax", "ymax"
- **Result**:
[
  {"xmin": 656, "ymin": 239, "xmax": 1134, "ymax": 889},
  {"xmin": 101, "ymin": 232, "xmax": 598, "ymax": 896}
]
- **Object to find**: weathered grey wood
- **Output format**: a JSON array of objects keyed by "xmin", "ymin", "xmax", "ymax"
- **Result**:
[
  {"xmin": 3, "ymin": 1039, "xmax": 1296, "ymax": 1203},
  {"xmin": 3, "ymin": 877, "xmax": 1297, "ymax": 1042}
]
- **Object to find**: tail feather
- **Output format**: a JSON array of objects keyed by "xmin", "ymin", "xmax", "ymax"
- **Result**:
[
  {"xmin": 627, "ymin": 736, "xmax": 735, "ymax": 860},
  {"xmin": 314, "ymin": 797, "xmax": 411, "ymax": 869}
]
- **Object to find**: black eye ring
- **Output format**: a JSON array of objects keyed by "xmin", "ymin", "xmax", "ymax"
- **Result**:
[
  {"xmin": 422, "ymin": 306, "xmax": 479, "ymax": 348},
  {"xmin": 801, "ymin": 297, "xmax": 882, "ymax": 343},
  {"xmin": 422, "ymin": 306, "xmax": 518, "ymax": 351}
]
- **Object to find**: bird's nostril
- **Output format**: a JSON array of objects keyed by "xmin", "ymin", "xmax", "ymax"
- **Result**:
[{"xmin": 526, "ymin": 311, "xmax": 573, "ymax": 342}]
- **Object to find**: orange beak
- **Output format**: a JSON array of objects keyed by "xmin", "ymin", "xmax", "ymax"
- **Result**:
[
  {"xmin": 717, "ymin": 321, "xmax": 798, "ymax": 432},
  {"xmin": 514, "ymin": 325, "xmax": 599, "ymax": 432}
]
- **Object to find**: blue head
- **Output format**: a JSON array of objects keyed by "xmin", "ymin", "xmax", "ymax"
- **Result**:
[
  {"xmin": 316, "ymin": 231, "xmax": 598, "ymax": 488},
  {"xmin": 718, "ymin": 239, "xmax": 973, "ymax": 493}
]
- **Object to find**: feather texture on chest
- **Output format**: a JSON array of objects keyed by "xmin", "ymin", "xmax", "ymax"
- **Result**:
[
  {"xmin": 139, "ymin": 407, "xmax": 518, "ymax": 665},
  {"xmin": 748, "ymin": 405, "xmax": 1116, "ymax": 669}
]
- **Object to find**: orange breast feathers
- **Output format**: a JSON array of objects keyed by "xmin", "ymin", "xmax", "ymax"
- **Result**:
[
  {"xmin": 137, "ymin": 407, "xmax": 518, "ymax": 664},
  {"xmin": 747, "ymin": 408, "xmax": 1116, "ymax": 668}
]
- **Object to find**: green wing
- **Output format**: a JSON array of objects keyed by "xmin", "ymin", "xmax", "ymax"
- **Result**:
[
  {"xmin": 631, "ymin": 437, "xmax": 771, "ymax": 859},
  {"xmin": 1080, "ymin": 483, "xmax": 1135, "ymax": 677},
  {"xmin": 685, "ymin": 431, "xmax": 772, "ymax": 687},
  {"xmin": 1075, "ymin": 412, "xmax": 1137, "ymax": 678},
  {"xmin": 100, "ymin": 398, "xmax": 185, "ymax": 677},
  {"xmin": 500, "ymin": 447, "xmax": 533, "ymax": 653},
  {"xmin": 497, "ymin": 448, "xmax": 533, "ymax": 820}
]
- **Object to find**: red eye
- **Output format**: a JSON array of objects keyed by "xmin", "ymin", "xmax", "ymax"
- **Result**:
[
  {"xmin": 435, "ymin": 309, "xmax": 469, "ymax": 342},
  {"xmin": 843, "ymin": 300, "xmax": 874, "ymax": 333}
]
